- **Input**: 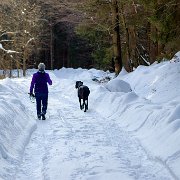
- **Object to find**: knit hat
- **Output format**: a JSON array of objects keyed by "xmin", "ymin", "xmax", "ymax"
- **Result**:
[{"xmin": 38, "ymin": 63, "xmax": 45, "ymax": 71}]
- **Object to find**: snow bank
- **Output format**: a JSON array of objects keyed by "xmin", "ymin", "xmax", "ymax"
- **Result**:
[
  {"xmin": 118, "ymin": 53, "xmax": 180, "ymax": 103},
  {"xmin": 54, "ymin": 67, "xmax": 114, "ymax": 83},
  {"xmin": 0, "ymin": 78, "xmax": 36, "ymax": 179},
  {"xmin": 105, "ymin": 79, "xmax": 132, "ymax": 92},
  {"xmin": 90, "ymin": 52, "xmax": 180, "ymax": 178},
  {"xmin": 170, "ymin": 51, "xmax": 180, "ymax": 63}
]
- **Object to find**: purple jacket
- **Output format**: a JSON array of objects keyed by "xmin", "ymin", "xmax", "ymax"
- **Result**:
[{"xmin": 30, "ymin": 71, "xmax": 52, "ymax": 94}]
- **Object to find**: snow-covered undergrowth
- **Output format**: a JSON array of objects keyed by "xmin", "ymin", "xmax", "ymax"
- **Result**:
[{"xmin": 0, "ymin": 52, "xmax": 180, "ymax": 179}]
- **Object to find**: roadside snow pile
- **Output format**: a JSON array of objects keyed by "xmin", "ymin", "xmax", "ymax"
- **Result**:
[
  {"xmin": 105, "ymin": 79, "xmax": 132, "ymax": 92},
  {"xmin": 0, "ymin": 78, "xmax": 36, "ymax": 179},
  {"xmin": 91, "ymin": 52, "xmax": 180, "ymax": 178},
  {"xmin": 118, "ymin": 52, "xmax": 180, "ymax": 103},
  {"xmin": 55, "ymin": 67, "xmax": 114, "ymax": 84},
  {"xmin": 170, "ymin": 51, "xmax": 180, "ymax": 63},
  {"xmin": 54, "ymin": 67, "xmax": 92, "ymax": 80}
]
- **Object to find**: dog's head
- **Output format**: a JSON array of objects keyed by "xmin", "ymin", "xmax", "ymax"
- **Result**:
[{"xmin": 75, "ymin": 81, "xmax": 83, "ymax": 89}]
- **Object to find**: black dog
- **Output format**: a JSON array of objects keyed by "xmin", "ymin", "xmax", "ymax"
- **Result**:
[{"xmin": 75, "ymin": 81, "xmax": 90, "ymax": 112}]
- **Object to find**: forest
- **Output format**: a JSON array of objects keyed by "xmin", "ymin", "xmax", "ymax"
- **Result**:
[{"xmin": 0, "ymin": 0, "xmax": 179, "ymax": 77}]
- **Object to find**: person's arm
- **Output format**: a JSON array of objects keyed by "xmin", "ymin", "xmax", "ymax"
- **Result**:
[
  {"xmin": 46, "ymin": 73, "xmax": 52, "ymax": 85},
  {"xmin": 30, "ymin": 74, "xmax": 35, "ymax": 93}
]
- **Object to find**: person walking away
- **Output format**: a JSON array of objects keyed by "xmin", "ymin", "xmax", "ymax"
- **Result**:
[{"xmin": 29, "ymin": 63, "xmax": 52, "ymax": 120}]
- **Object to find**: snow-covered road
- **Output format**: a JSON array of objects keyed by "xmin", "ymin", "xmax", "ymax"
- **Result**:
[{"xmin": 14, "ymin": 77, "xmax": 174, "ymax": 180}]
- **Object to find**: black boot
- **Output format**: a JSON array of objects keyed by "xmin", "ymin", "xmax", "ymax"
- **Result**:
[
  {"xmin": 41, "ymin": 113, "xmax": 46, "ymax": 120},
  {"xmin": 37, "ymin": 114, "xmax": 41, "ymax": 120}
]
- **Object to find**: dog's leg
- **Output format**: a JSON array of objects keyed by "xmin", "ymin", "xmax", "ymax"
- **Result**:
[
  {"xmin": 84, "ymin": 99, "xmax": 87, "ymax": 112},
  {"xmin": 79, "ymin": 98, "xmax": 82, "ymax": 110},
  {"xmin": 85, "ymin": 99, "xmax": 88, "ymax": 111},
  {"xmin": 82, "ymin": 98, "xmax": 84, "ymax": 110},
  {"xmin": 86, "ymin": 98, "xmax": 88, "ymax": 110}
]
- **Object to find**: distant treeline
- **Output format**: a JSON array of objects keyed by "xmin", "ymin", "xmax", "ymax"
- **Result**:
[{"xmin": 0, "ymin": 0, "xmax": 179, "ymax": 77}]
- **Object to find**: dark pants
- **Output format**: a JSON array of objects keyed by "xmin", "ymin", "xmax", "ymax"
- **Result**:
[{"xmin": 35, "ymin": 93, "xmax": 48, "ymax": 116}]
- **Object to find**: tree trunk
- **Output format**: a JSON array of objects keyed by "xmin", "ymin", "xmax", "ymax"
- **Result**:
[
  {"xmin": 111, "ymin": 0, "xmax": 122, "ymax": 75},
  {"xmin": 120, "ymin": 4, "xmax": 132, "ymax": 72},
  {"xmin": 50, "ymin": 24, "xmax": 54, "ymax": 70},
  {"xmin": 129, "ymin": 26, "xmax": 137, "ymax": 67},
  {"xmin": 16, "ymin": 59, "xmax": 20, "ymax": 77},
  {"xmin": 10, "ymin": 58, "xmax": 12, "ymax": 78},
  {"xmin": 23, "ymin": 54, "xmax": 26, "ymax": 77}
]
